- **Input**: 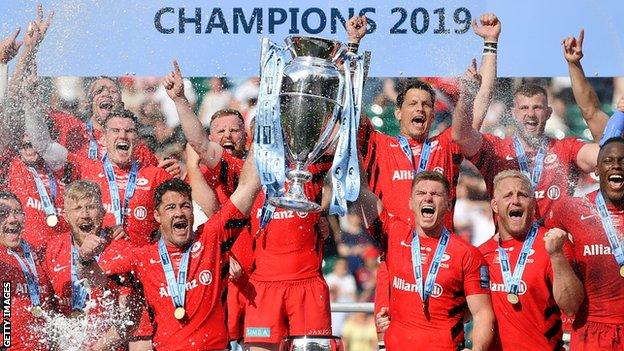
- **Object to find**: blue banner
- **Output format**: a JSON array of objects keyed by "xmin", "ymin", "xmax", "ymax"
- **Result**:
[{"xmin": 1, "ymin": 0, "xmax": 623, "ymax": 77}]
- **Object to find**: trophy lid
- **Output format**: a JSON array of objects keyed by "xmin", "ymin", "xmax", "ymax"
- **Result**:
[{"xmin": 285, "ymin": 36, "xmax": 345, "ymax": 62}]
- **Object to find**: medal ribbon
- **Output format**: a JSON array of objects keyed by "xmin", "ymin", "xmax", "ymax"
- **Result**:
[
  {"xmin": 497, "ymin": 222, "xmax": 539, "ymax": 295},
  {"xmin": 8, "ymin": 241, "xmax": 41, "ymax": 308},
  {"xmin": 102, "ymin": 154, "xmax": 139, "ymax": 225},
  {"xmin": 158, "ymin": 238, "xmax": 191, "ymax": 311},
  {"xmin": 512, "ymin": 135, "xmax": 545, "ymax": 188},
  {"xmin": 410, "ymin": 228, "xmax": 450, "ymax": 305},
  {"xmin": 329, "ymin": 54, "xmax": 365, "ymax": 216},
  {"xmin": 595, "ymin": 192, "xmax": 624, "ymax": 268},
  {"xmin": 397, "ymin": 135, "xmax": 431, "ymax": 175},
  {"xmin": 70, "ymin": 230, "xmax": 105, "ymax": 311},
  {"xmin": 86, "ymin": 120, "xmax": 98, "ymax": 160},
  {"xmin": 27, "ymin": 165, "xmax": 58, "ymax": 217},
  {"xmin": 253, "ymin": 39, "xmax": 288, "ymax": 228}
]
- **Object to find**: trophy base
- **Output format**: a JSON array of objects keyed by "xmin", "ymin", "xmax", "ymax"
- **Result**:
[{"xmin": 269, "ymin": 197, "xmax": 322, "ymax": 213}]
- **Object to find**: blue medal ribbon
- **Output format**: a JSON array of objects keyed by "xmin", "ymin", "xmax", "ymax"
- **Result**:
[
  {"xmin": 102, "ymin": 155, "xmax": 139, "ymax": 225},
  {"xmin": 253, "ymin": 39, "xmax": 288, "ymax": 228},
  {"xmin": 512, "ymin": 135, "xmax": 545, "ymax": 188},
  {"xmin": 410, "ymin": 228, "xmax": 450, "ymax": 306},
  {"xmin": 329, "ymin": 54, "xmax": 365, "ymax": 216},
  {"xmin": 497, "ymin": 222, "xmax": 539, "ymax": 295},
  {"xmin": 27, "ymin": 165, "xmax": 58, "ymax": 217},
  {"xmin": 8, "ymin": 241, "xmax": 41, "ymax": 308},
  {"xmin": 158, "ymin": 238, "xmax": 191, "ymax": 312},
  {"xmin": 397, "ymin": 135, "xmax": 431, "ymax": 175},
  {"xmin": 70, "ymin": 230, "xmax": 105, "ymax": 311},
  {"xmin": 86, "ymin": 120, "xmax": 98, "ymax": 160},
  {"xmin": 595, "ymin": 192, "xmax": 624, "ymax": 269}
]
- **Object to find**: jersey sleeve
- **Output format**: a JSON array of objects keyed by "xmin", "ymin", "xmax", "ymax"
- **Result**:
[
  {"xmin": 201, "ymin": 200, "xmax": 250, "ymax": 245},
  {"xmin": 98, "ymin": 241, "xmax": 139, "ymax": 275},
  {"xmin": 135, "ymin": 143, "xmax": 158, "ymax": 167},
  {"xmin": 463, "ymin": 245, "xmax": 491, "ymax": 296},
  {"xmin": 562, "ymin": 137, "xmax": 588, "ymax": 165},
  {"xmin": 467, "ymin": 133, "xmax": 500, "ymax": 185}
]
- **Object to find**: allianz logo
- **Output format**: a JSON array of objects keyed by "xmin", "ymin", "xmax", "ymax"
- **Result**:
[
  {"xmin": 392, "ymin": 276, "xmax": 443, "ymax": 298},
  {"xmin": 490, "ymin": 280, "xmax": 527, "ymax": 295}
]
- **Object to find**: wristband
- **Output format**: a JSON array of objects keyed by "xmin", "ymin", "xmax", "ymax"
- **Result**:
[
  {"xmin": 484, "ymin": 41, "xmax": 498, "ymax": 49},
  {"xmin": 347, "ymin": 42, "xmax": 360, "ymax": 53}
]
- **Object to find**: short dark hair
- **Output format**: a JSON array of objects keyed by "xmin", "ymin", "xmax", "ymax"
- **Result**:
[
  {"xmin": 599, "ymin": 137, "xmax": 624, "ymax": 160},
  {"xmin": 87, "ymin": 76, "xmax": 121, "ymax": 100},
  {"xmin": 0, "ymin": 191, "xmax": 22, "ymax": 208},
  {"xmin": 514, "ymin": 83, "xmax": 548, "ymax": 100},
  {"xmin": 154, "ymin": 178, "xmax": 192, "ymax": 208},
  {"xmin": 209, "ymin": 108, "xmax": 245, "ymax": 129},
  {"xmin": 412, "ymin": 171, "xmax": 450, "ymax": 196},
  {"xmin": 103, "ymin": 108, "xmax": 139, "ymax": 129},
  {"xmin": 396, "ymin": 80, "xmax": 436, "ymax": 108}
]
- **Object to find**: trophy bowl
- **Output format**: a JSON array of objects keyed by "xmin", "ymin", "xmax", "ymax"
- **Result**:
[
  {"xmin": 279, "ymin": 335, "xmax": 344, "ymax": 351},
  {"xmin": 268, "ymin": 36, "xmax": 346, "ymax": 212}
]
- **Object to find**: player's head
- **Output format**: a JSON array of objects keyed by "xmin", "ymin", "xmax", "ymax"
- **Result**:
[
  {"xmin": 103, "ymin": 109, "xmax": 139, "ymax": 167},
  {"xmin": 87, "ymin": 76, "xmax": 123, "ymax": 125},
  {"xmin": 512, "ymin": 84, "xmax": 552, "ymax": 141},
  {"xmin": 0, "ymin": 192, "xmax": 24, "ymax": 249},
  {"xmin": 395, "ymin": 80, "xmax": 436, "ymax": 142},
  {"xmin": 64, "ymin": 181, "xmax": 105, "ymax": 244},
  {"xmin": 154, "ymin": 179, "xmax": 194, "ymax": 248},
  {"xmin": 491, "ymin": 170, "xmax": 535, "ymax": 239},
  {"xmin": 597, "ymin": 137, "xmax": 624, "ymax": 205},
  {"xmin": 17, "ymin": 135, "xmax": 42, "ymax": 166},
  {"xmin": 208, "ymin": 108, "xmax": 247, "ymax": 159},
  {"xmin": 410, "ymin": 171, "xmax": 450, "ymax": 235}
]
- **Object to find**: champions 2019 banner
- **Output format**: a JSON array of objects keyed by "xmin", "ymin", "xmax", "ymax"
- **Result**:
[{"xmin": 1, "ymin": 0, "xmax": 623, "ymax": 77}]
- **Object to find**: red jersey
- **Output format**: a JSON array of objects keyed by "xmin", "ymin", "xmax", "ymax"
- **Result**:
[
  {"xmin": 361, "ymin": 124, "xmax": 462, "ymax": 229},
  {"xmin": 0, "ymin": 146, "xmax": 16, "ymax": 191},
  {"xmin": 98, "ymin": 201, "xmax": 248, "ymax": 350},
  {"xmin": 76, "ymin": 157, "xmax": 171, "ymax": 246},
  {"xmin": 7, "ymin": 157, "xmax": 71, "ymax": 253},
  {"xmin": 198, "ymin": 151, "xmax": 244, "ymax": 205},
  {"xmin": 250, "ymin": 161, "xmax": 330, "ymax": 282},
  {"xmin": 472, "ymin": 135, "xmax": 586, "ymax": 217},
  {"xmin": 479, "ymin": 228, "xmax": 573, "ymax": 350},
  {"xmin": 0, "ymin": 241, "xmax": 53, "ymax": 351},
  {"xmin": 545, "ymin": 191, "xmax": 624, "ymax": 326},
  {"xmin": 379, "ymin": 210, "xmax": 489, "ymax": 349},
  {"xmin": 43, "ymin": 235, "xmax": 130, "ymax": 317}
]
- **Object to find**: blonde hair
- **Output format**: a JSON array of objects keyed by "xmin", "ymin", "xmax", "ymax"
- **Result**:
[
  {"xmin": 493, "ymin": 170, "xmax": 533, "ymax": 198},
  {"xmin": 64, "ymin": 180, "xmax": 103, "ymax": 207}
]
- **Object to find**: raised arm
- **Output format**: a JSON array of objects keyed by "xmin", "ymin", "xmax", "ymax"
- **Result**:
[
  {"xmin": 544, "ymin": 228, "xmax": 584, "ymax": 316},
  {"xmin": 229, "ymin": 151, "xmax": 261, "ymax": 216},
  {"xmin": 185, "ymin": 143, "xmax": 219, "ymax": 217},
  {"xmin": 452, "ymin": 60, "xmax": 484, "ymax": 158},
  {"xmin": 471, "ymin": 13, "xmax": 500, "ymax": 131},
  {"xmin": 164, "ymin": 60, "xmax": 224, "ymax": 168},
  {"xmin": 0, "ymin": 28, "xmax": 22, "ymax": 99},
  {"xmin": 564, "ymin": 29, "xmax": 608, "ymax": 142}
]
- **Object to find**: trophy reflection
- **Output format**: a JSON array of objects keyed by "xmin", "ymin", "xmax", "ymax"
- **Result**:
[{"xmin": 254, "ymin": 35, "xmax": 368, "ymax": 213}]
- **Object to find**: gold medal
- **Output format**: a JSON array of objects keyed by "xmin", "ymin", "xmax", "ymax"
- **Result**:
[
  {"xmin": 71, "ymin": 310, "xmax": 83, "ymax": 318},
  {"xmin": 507, "ymin": 293, "xmax": 519, "ymax": 305},
  {"xmin": 46, "ymin": 214, "xmax": 58, "ymax": 227},
  {"xmin": 31, "ymin": 305, "xmax": 43, "ymax": 317},
  {"xmin": 174, "ymin": 307, "xmax": 186, "ymax": 320},
  {"xmin": 619, "ymin": 266, "xmax": 624, "ymax": 277}
]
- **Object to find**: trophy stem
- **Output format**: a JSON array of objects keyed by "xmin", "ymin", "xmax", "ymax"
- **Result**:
[{"xmin": 269, "ymin": 164, "xmax": 321, "ymax": 212}]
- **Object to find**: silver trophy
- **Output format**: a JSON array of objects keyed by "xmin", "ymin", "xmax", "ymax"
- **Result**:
[
  {"xmin": 279, "ymin": 336, "xmax": 344, "ymax": 351},
  {"xmin": 254, "ymin": 35, "xmax": 368, "ymax": 214}
]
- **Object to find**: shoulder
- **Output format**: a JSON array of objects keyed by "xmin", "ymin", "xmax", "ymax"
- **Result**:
[{"xmin": 477, "ymin": 237, "xmax": 498, "ymax": 257}]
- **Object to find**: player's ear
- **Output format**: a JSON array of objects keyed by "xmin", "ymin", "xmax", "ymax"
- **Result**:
[
  {"xmin": 491, "ymin": 198, "xmax": 499, "ymax": 215},
  {"xmin": 154, "ymin": 208, "xmax": 162, "ymax": 224}
]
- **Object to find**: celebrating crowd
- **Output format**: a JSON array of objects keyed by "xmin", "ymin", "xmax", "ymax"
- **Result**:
[{"xmin": 2, "ymin": 4, "xmax": 624, "ymax": 351}]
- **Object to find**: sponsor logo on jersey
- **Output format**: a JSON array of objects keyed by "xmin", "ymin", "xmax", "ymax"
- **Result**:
[
  {"xmin": 159, "ymin": 278, "xmax": 200, "ymax": 297},
  {"xmin": 547, "ymin": 185, "xmax": 560, "ymax": 200},
  {"xmin": 490, "ymin": 280, "xmax": 527, "ymax": 295},
  {"xmin": 433, "ymin": 167, "xmax": 444, "ymax": 174},
  {"xmin": 583, "ymin": 244, "xmax": 612, "ymax": 256},
  {"xmin": 198, "ymin": 270, "xmax": 212, "ymax": 285},
  {"xmin": 26, "ymin": 197, "xmax": 62, "ymax": 213},
  {"xmin": 480, "ymin": 266, "xmax": 490, "ymax": 289},
  {"xmin": 255, "ymin": 208, "xmax": 309, "ymax": 220},
  {"xmin": 133, "ymin": 206, "xmax": 147, "ymax": 220},
  {"xmin": 544, "ymin": 154, "xmax": 558, "ymax": 164},
  {"xmin": 392, "ymin": 276, "xmax": 443, "ymax": 297},
  {"xmin": 392, "ymin": 169, "xmax": 414, "ymax": 181}
]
